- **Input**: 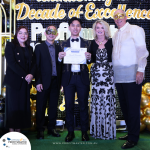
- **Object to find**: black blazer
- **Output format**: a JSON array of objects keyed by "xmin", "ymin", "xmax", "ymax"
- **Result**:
[
  {"xmin": 3, "ymin": 42, "xmax": 36, "ymax": 90},
  {"xmin": 60, "ymin": 37, "xmax": 91, "ymax": 87},
  {"xmin": 34, "ymin": 41, "xmax": 62, "ymax": 90},
  {"xmin": 89, "ymin": 38, "xmax": 113, "ymax": 63}
]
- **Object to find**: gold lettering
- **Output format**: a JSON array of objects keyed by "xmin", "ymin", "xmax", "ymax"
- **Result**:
[
  {"xmin": 110, "ymin": 8, "xmax": 117, "ymax": 18},
  {"xmin": 16, "ymin": 3, "xmax": 30, "ymax": 20},
  {"xmin": 105, "ymin": 0, "xmax": 112, "ymax": 7},
  {"xmin": 122, "ymin": 4, "xmax": 127, "ymax": 11},
  {"xmin": 133, "ymin": 9, "xmax": 141, "ymax": 19},
  {"xmin": 92, "ymin": 9, "xmax": 98, "ymax": 19},
  {"xmin": 75, "ymin": 5, "xmax": 83, "ymax": 18},
  {"xmin": 103, "ymin": 8, "xmax": 111, "ymax": 19},
  {"xmin": 97, "ymin": 8, "xmax": 104, "ymax": 19},
  {"xmin": 58, "ymin": 9, "xmax": 66, "ymax": 19},
  {"xmin": 49, "ymin": 3, "xmax": 63, "ymax": 19},
  {"xmin": 68, "ymin": 8, "xmax": 76, "ymax": 18},
  {"xmin": 29, "ymin": 9, "xmax": 36, "ymax": 19},
  {"xmin": 146, "ymin": 10, "xmax": 150, "ymax": 19},
  {"xmin": 117, "ymin": 4, "xmax": 122, "ymax": 10},
  {"xmin": 41, "ymin": 9, "xmax": 50, "ymax": 19},
  {"xmin": 85, "ymin": 2, "xmax": 95, "ymax": 20},
  {"xmin": 141, "ymin": 9, "xmax": 147, "ymax": 19},
  {"xmin": 35, "ymin": 9, "xmax": 42, "ymax": 19},
  {"xmin": 126, "ymin": 9, "xmax": 132, "ymax": 19}
]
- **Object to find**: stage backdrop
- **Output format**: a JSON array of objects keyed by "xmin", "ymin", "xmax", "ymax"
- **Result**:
[{"xmin": 14, "ymin": 0, "xmax": 150, "ymax": 125}]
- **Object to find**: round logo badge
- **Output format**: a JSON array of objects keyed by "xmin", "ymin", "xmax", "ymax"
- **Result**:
[{"xmin": 0, "ymin": 132, "xmax": 31, "ymax": 150}]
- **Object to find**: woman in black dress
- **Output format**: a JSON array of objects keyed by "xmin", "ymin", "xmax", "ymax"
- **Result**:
[
  {"xmin": 3, "ymin": 26, "xmax": 36, "ymax": 132},
  {"xmin": 89, "ymin": 20, "xmax": 116, "ymax": 139}
]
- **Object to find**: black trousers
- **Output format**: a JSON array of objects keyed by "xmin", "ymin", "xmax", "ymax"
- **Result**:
[
  {"xmin": 64, "ymin": 74, "xmax": 89, "ymax": 132},
  {"xmin": 36, "ymin": 77, "xmax": 59, "ymax": 131},
  {"xmin": 115, "ymin": 82, "xmax": 142, "ymax": 142}
]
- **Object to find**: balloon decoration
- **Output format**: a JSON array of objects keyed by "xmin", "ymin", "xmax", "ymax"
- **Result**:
[
  {"xmin": 30, "ymin": 98, "xmax": 36, "ymax": 131},
  {"xmin": 140, "ymin": 94, "xmax": 150, "ymax": 108},
  {"xmin": 140, "ymin": 83, "xmax": 150, "ymax": 132},
  {"xmin": 140, "ymin": 109, "xmax": 145, "ymax": 118},
  {"xmin": 30, "ymin": 118, "xmax": 36, "ymax": 131},
  {"xmin": 30, "ymin": 85, "xmax": 37, "ymax": 95},
  {"xmin": 1, "ymin": 87, "xmax": 6, "ymax": 98}
]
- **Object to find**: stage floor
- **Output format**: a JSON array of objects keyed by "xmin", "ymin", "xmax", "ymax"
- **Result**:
[{"xmin": 9, "ymin": 129, "xmax": 150, "ymax": 150}]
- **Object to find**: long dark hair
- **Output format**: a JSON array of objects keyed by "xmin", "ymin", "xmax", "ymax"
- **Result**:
[{"xmin": 12, "ymin": 26, "xmax": 30, "ymax": 48}]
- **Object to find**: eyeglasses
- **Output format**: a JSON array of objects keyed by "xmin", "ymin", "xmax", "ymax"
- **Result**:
[
  {"xmin": 113, "ymin": 13, "xmax": 125, "ymax": 20},
  {"xmin": 46, "ymin": 28, "xmax": 57, "ymax": 35}
]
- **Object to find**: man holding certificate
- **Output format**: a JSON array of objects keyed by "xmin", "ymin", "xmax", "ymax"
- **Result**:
[{"xmin": 58, "ymin": 17, "xmax": 91, "ymax": 142}]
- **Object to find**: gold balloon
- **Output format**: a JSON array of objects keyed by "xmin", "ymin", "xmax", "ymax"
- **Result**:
[
  {"xmin": 144, "ymin": 83, "xmax": 150, "ymax": 87},
  {"xmin": 140, "ymin": 94, "xmax": 150, "ymax": 108},
  {"xmin": 1, "ymin": 87, "xmax": 6, "ymax": 98},
  {"xmin": 30, "ymin": 119, "xmax": 36, "ymax": 131},
  {"xmin": 30, "ymin": 98, "xmax": 33, "ymax": 106},
  {"xmin": 144, "ymin": 107, "xmax": 150, "ymax": 117},
  {"xmin": 143, "ymin": 117, "xmax": 150, "ymax": 125},
  {"xmin": 32, "ymin": 100, "xmax": 36, "ymax": 110},
  {"xmin": 30, "ymin": 85, "xmax": 34, "ymax": 95},
  {"xmin": 140, "ymin": 121, "xmax": 146, "ymax": 132},
  {"xmin": 140, "ymin": 109, "xmax": 145, "ymax": 118},
  {"xmin": 31, "ymin": 110, "xmax": 36, "ymax": 118},
  {"xmin": 144, "ymin": 87, "xmax": 150, "ymax": 95},
  {"xmin": 142, "ymin": 86, "xmax": 145, "ymax": 94},
  {"xmin": 32, "ymin": 87, "xmax": 37, "ymax": 95}
]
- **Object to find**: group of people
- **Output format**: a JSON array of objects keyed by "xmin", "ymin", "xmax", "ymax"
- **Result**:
[{"xmin": 3, "ymin": 9, "xmax": 149, "ymax": 149}]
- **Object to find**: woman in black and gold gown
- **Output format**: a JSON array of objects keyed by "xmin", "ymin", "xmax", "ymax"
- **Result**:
[{"xmin": 3, "ymin": 26, "xmax": 36, "ymax": 132}]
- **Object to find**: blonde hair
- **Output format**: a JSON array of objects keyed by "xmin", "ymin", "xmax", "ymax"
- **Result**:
[{"xmin": 92, "ymin": 20, "xmax": 111, "ymax": 40}]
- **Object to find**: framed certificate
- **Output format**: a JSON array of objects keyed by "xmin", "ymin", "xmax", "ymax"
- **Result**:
[{"xmin": 63, "ymin": 47, "xmax": 87, "ymax": 64}]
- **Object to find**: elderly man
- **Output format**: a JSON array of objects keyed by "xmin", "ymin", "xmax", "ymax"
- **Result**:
[{"xmin": 112, "ymin": 9, "xmax": 149, "ymax": 149}]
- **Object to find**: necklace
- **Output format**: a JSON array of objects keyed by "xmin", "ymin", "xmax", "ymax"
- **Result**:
[{"xmin": 97, "ymin": 39, "xmax": 105, "ymax": 45}]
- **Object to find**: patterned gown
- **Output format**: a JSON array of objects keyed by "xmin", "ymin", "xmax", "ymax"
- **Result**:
[{"xmin": 90, "ymin": 48, "xmax": 116, "ymax": 140}]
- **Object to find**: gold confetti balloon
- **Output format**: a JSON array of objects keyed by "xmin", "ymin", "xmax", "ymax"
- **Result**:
[
  {"xmin": 144, "ymin": 83, "xmax": 150, "ymax": 87},
  {"xmin": 140, "ymin": 94, "xmax": 150, "ymax": 108},
  {"xmin": 140, "ymin": 109, "xmax": 145, "ymax": 118},
  {"xmin": 144, "ymin": 107, "xmax": 150, "ymax": 117},
  {"xmin": 143, "ymin": 117, "xmax": 150, "ymax": 126},
  {"xmin": 31, "ymin": 110, "xmax": 36, "ymax": 118},
  {"xmin": 144, "ymin": 87, "xmax": 150, "ymax": 95}
]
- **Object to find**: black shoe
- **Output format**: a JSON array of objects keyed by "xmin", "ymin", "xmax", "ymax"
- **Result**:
[
  {"xmin": 65, "ymin": 132, "xmax": 75, "ymax": 142},
  {"xmin": 119, "ymin": 134, "xmax": 128, "ymax": 140},
  {"xmin": 82, "ymin": 132, "xmax": 89, "ymax": 141},
  {"xmin": 48, "ymin": 129, "xmax": 60, "ymax": 137},
  {"xmin": 121, "ymin": 140, "xmax": 137, "ymax": 149},
  {"xmin": 37, "ymin": 131, "xmax": 44, "ymax": 139}
]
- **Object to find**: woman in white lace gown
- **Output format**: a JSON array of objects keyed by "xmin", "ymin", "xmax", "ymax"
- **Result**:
[{"xmin": 89, "ymin": 20, "xmax": 116, "ymax": 139}]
